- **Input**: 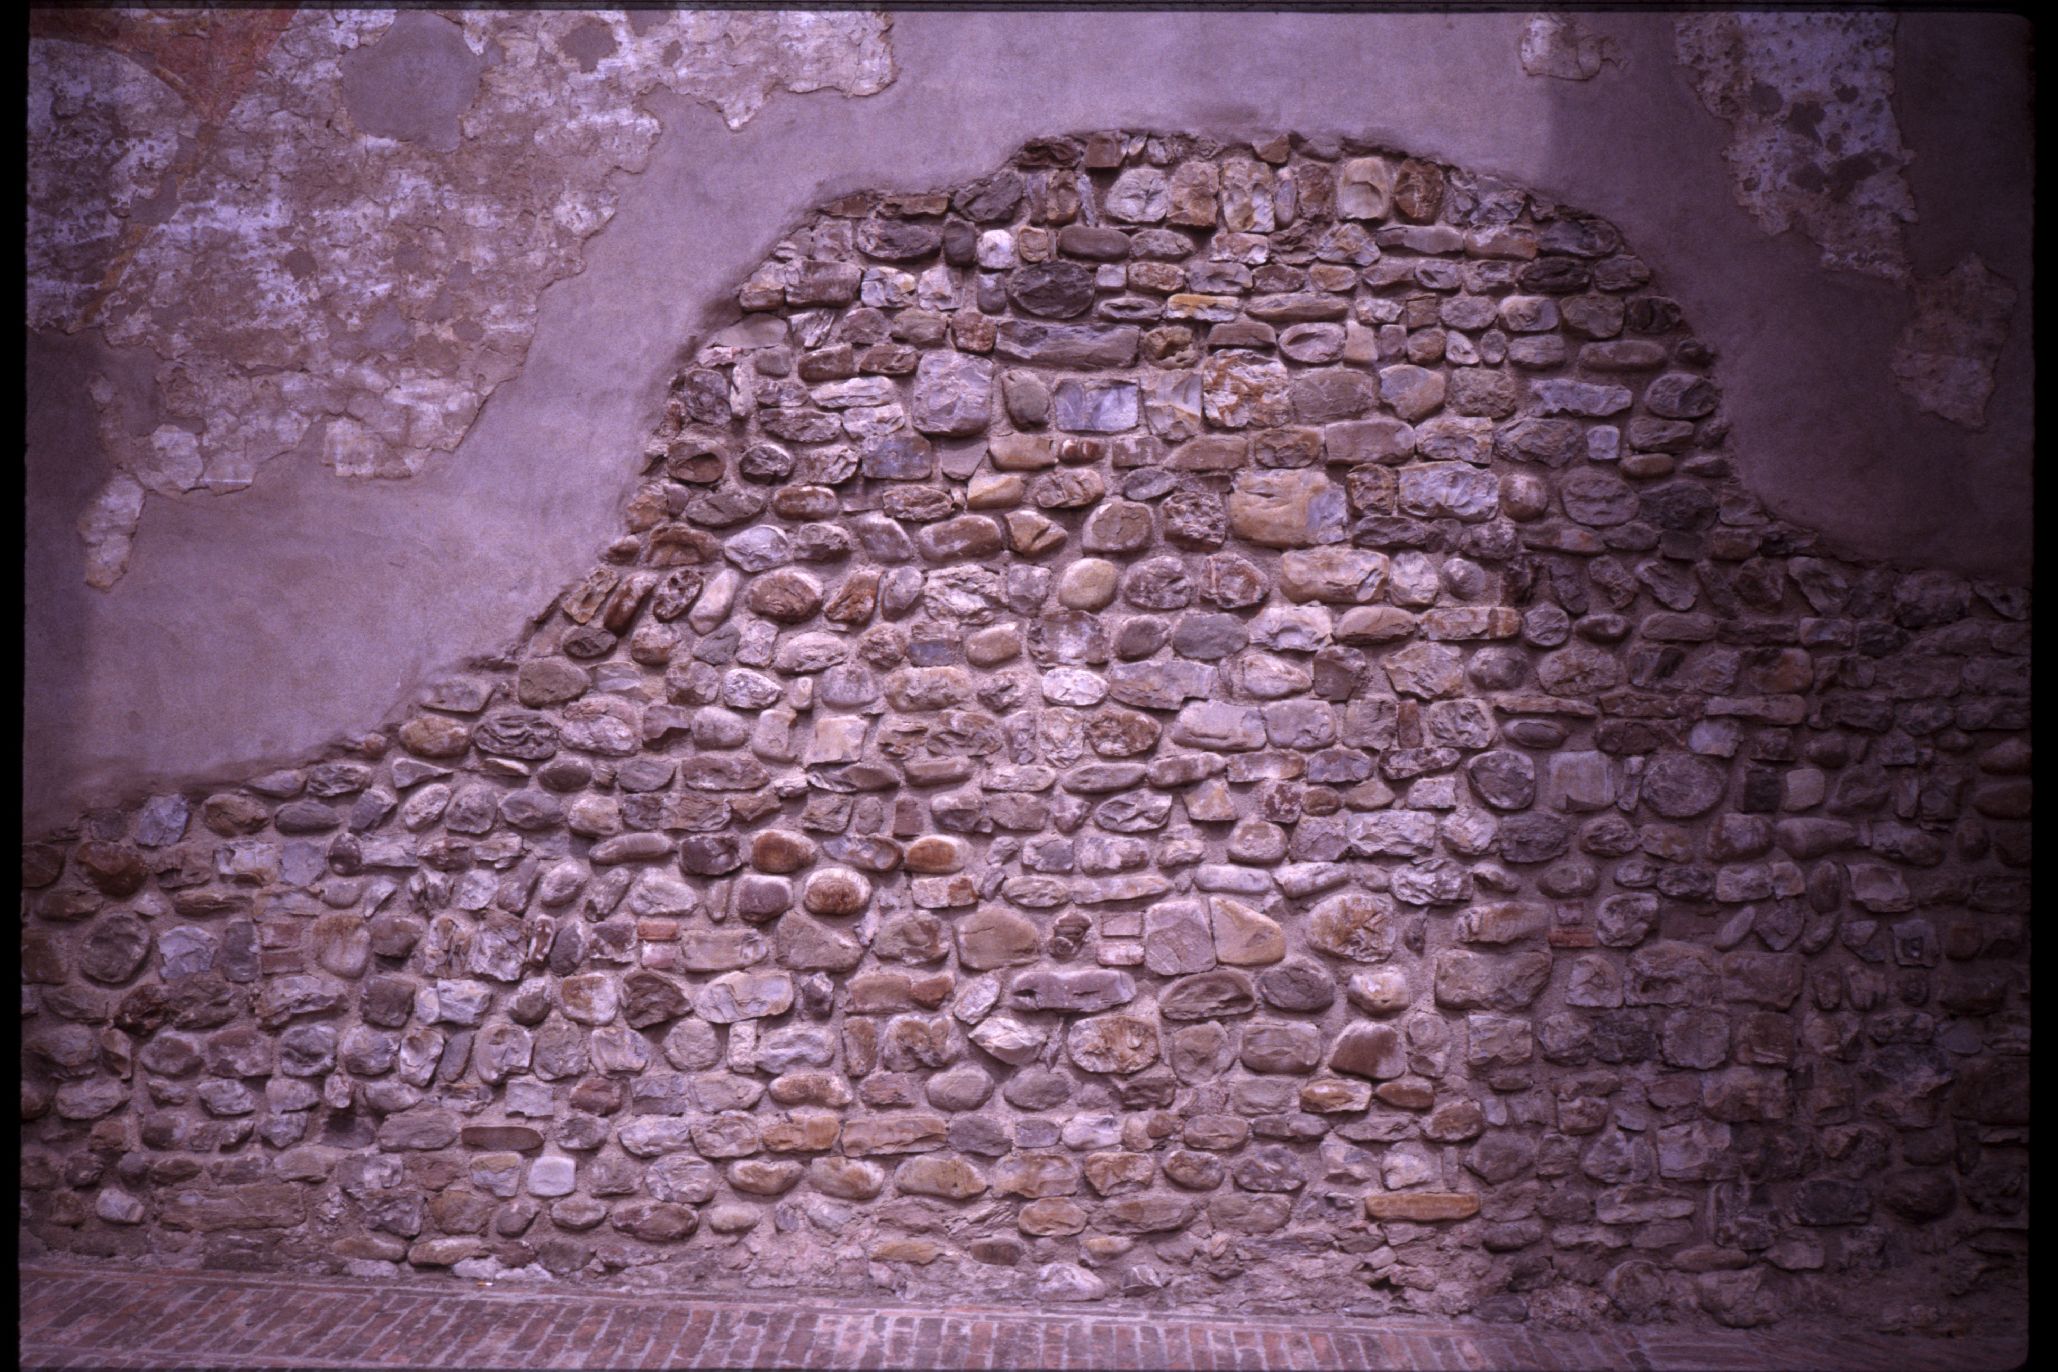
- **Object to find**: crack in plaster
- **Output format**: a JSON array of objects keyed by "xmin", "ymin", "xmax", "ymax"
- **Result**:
[{"xmin": 27, "ymin": 9, "xmax": 896, "ymax": 589}]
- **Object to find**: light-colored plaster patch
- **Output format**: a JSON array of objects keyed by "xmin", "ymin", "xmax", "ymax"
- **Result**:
[
  {"xmin": 25, "ymin": 40, "xmax": 198, "ymax": 334},
  {"xmin": 27, "ymin": 10, "xmax": 895, "ymax": 588},
  {"xmin": 1890, "ymin": 254, "xmax": 2017, "ymax": 428},
  {"xmin": 74, "ymin": 473, "xmax": 146, "ymax": 592},
  {"xmin": 1519, "ymin": 14, "xmax": 1621, "ymax": 81},
  {"xmin": 1674, "ymin": 13, "xmax": 1915, "ymax": 283}
]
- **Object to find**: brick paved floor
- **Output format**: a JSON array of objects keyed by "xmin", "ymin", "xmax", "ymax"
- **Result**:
[{"xmin": 18, "ymin": 1261, "xmax": 2025, "ymax": 1371}]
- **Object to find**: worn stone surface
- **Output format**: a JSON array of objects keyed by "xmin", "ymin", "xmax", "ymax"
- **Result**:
[{"xmin": 16, "ymin": 123, "xmax": 2031, "ymax": 1341}]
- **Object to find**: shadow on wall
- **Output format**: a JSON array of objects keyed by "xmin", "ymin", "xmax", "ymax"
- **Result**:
[
  {"xmin": 1521, "ymin": 12, "xmax": 2030, "ymax": 581},
  {"xmin": 24, "ymin": 330, "xmax": 114, "ymax": 812}
]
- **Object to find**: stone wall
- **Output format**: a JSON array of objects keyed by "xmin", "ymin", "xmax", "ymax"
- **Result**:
[{"xmin": 19, "ymin": 131, "xmax": 2030, "ymax": 1333}]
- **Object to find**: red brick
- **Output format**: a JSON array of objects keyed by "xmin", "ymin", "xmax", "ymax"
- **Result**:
[{"xmin": 12, "ymin": 1261, "xmax": 2028, "ymax": 1372}]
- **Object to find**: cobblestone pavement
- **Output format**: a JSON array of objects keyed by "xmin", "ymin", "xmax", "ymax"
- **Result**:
[{"xmin": 17, "ymin": 1262, "xmax": 2025, "ymax": 1370}]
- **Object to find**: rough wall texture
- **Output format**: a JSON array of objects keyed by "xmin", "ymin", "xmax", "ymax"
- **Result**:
[
  {"xmin": 1673, "ymin": 13, "xmax": 1915, "ymax": 285},
  {"xmin": 20, "ymin": 133, "xmax": 2031, "ymax": 1335},
  {"xmin": 27, "ymin": 8, "xmax": 893, "ymax": 587},
  {"xmin": 24, "ymin": 12, "xmax": 2032, "ymax": 839},
  {"xmin": 1672, "ymin": 13, "xmax": 2018, "ymax": 431}
]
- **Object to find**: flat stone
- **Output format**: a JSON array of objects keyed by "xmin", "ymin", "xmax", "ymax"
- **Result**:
[
  {"xmin": 911, "ymin": 352, "xmax": 993, "ymax": 437},
  {"xmin": 1006, "ymin": 968, "xmax": 1136, "ymax": 1014},
  {"xmin": 1307, "ymin": 891, "xmax": 1398, "ymax": 962},
  {"xmin": 1227, "ymin": 469, "xmax": 1345, "ymax": 548},
  {"xmin": 1143, "ymin": 898, "xmax": 1216, "ymax": 976},
  {"xmin": 1052, "ymin": 380, "xmax": 1139, "ymax": 432},
  {"xmin": 839, "ymin": 1114, "xmax": 948, "ymax": 1157},
  {"xmin": 1210, "ymin": 898, "xmax": 1285, "ymax": 965},
  {"xmin": 697, "ymin": 970, "xmax": 794, "ymax": 1023},
  {"xmin": 1329, "ymin": 1023, "xmax": 1407, "ymax": 1079},
  {"xmin": 1364, "ymin": 1191, "xmax": 1480, "ymax": 1221},
  {"xmin": 956, "ymin": 908, "xmax": 1042, "ymax": 971},
  {"xmin": 774, "ymin": 915, "xmax": 864, "ymax": 973},
  {"xmin": 895, "ymin": 1155, "xmax": 988, "ymax": 1199},
  {"xmin": 161, "ymin": 1184, "xmax": 307, "ymax": 1232},
  {"xmin": 1170, "ymin": 702, "xmax": 1266, "ymax": 752},
  {"xmin": 1434, "ymin": 949, "xmax": 1553, "ymax": 1010}
]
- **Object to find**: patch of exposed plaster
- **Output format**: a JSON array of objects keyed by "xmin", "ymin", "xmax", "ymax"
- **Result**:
[
  {"xmin": 1890, "ymin": 255, "xmax": 2016, "ymax": 428},
  {"xmin": 1519, "ymin": 14, "xmax": 1620, "ymax": 81},
  {"xmin": 1675, "ymin": 13, "xmax": 1915, "ymax": 283},
  {"xmin": 25, "ymin": 41, "xmax": 198, "ymax": 332},
  {"xmin": 337, "ymin": 10, "xmax": 485, "ymax": 154},
  {"xmin": 76, "ymin": 474, "xmax": 145, "ymax": 592},
  {"xmin": 27, "ymin": 10, "xmax": 895, "ymax": 589}
]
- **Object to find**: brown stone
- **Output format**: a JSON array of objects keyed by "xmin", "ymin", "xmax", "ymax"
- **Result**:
[
  {"xmin": 1210, "ymin": 898, "xmax": 1285, "ymax": 965},
  {"xmin": 1017, "ymin": 1197, "xmax": 1089, "ymax": 1236},
  {"xmin": 398, "ymin": 715, "xmax": 471, "ymax": 759},
  {"xmin": 1157, "ymin": 970, "xmax": 1257, "ymax": 1020},
  {"xmin": 839, "ymin": 1114, "xmax": 948, "ymax": 1156},
  {"xmin": 1227, "ymin": 468, "xmax": 1344, "ymax": 548},
  {"xmin": 956, "ymin": 908, "xmax": 1041, "ymax": 971},
  {"xmin": 1082, "ymin": 1151, "xmax": 1156, "ymax": 1196},
  {"xmin": 1329, "ymin": 1023, "xmax": 1407, "ymax": 1079},
  {"xmin": 161, "ymin": 1184, "xmax": 306, "ymax": 1231},
  {"xmin": 903, "ymin": 836, "xmax": 968, "ymax": 874},
  {"xmin": 894, "ymin": 1155, "xmax": 987, "ymax": 1199},
  {"xmin": 992, "ymin": 1151, "xmax": 1082, "ymax": 1199},
  {"xmin": 809, "ymin": 1156, "xmax": 885, "ymax": 1200},
  {"xmin": 762, "ymin": 1110, "xmax": 844, "ymax": 1152},
  {"xmin": 1098, "ymin": 1194, "xmax": 1194, "ymax": 1233},
  {"xmin": 747, "ymin": 568, "xmax": 823, "ymax": 623},
  {"xmin": 728, "ymin": 1159, "xmax": 805, "ymax": 1195},
  {"xmin": 1363, "ymin": 1192, "xmax": 1480, "ymax": 1221},
  {"xmin": 1239, "ymin": 1021, "xmax": 1324, "ymax": 1074},
  {"xmin": 1307, "ymin": 892, "xmax": 1398, "ymax": 963},
  {"xmin": 774, "ymin": 914, "xmax": 864, "ymax": 973}
]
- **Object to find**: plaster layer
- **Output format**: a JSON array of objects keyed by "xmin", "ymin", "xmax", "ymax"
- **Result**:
[
  {"xmin": 1673, "ymin": 14, "xmax": 1916, "ymax": 285},
  {"xmin": 1520, "ymin": 15, "xmax": 1621, "ymax": 83},
  {"xmin": 27, "ymin": 9, "xmax": 894, "ymax": 586},
  {"xmin": 23, "ymin": 11, "xmax": 2032, "ymax": 834},
  {"xmin": 1889, "ymin": 256, "xmax": 2017, "ymax": 430}
]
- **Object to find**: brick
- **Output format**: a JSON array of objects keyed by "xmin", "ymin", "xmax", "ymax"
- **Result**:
[{"xmin": 13, "ymin": 1175, "xmax": 2028, "ymax": 1372}]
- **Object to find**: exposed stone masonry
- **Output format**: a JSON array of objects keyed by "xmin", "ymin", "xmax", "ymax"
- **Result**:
[{"xmin": 19, "ymin": 130, "xmax": 2030, "ymax": 1334}]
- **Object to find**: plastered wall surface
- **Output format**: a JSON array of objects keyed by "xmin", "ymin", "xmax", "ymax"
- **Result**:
[{"xmin": 22, "ymin": 10, "xmax": 2032, "ymax": 834}]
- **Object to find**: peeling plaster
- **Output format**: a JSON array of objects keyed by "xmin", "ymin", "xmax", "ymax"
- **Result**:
[
  {"xmin": 26, "ymin": 10, "xmax": 895, "ymax": 589},
  {"xmin": 1890, "ymin": 254, "xmax": 2017, "ymax": 428},
  {"xmin": 1674, "ymin": 13, "xmax": 1915, "ymax": 284},
  {"xmin": 25, "ymin": 40, "xmax": 198, "ymax": 333},
  {"xmin": 1519, "ymin": 14, "xmax": 1621, "ymax": 82}
]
